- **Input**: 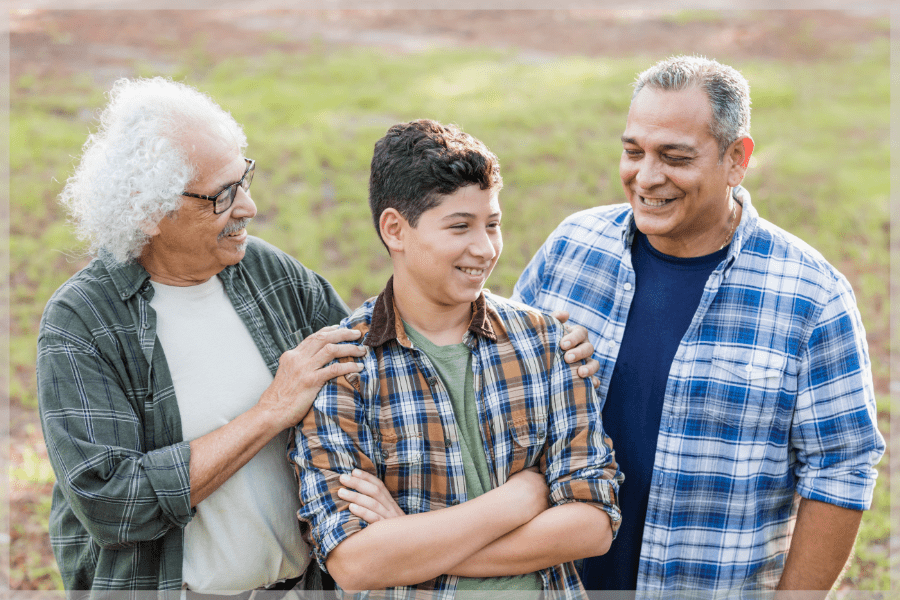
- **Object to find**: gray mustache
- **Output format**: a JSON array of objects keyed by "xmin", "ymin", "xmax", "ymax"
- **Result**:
[{"xmin": 219, "ymin": 218, "xmax": 252, "ymax": 239}]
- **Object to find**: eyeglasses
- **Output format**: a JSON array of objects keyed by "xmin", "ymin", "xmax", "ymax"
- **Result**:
[{"xmin": 182, "ymin": 158, "xmax": 255, "ymax": 214}]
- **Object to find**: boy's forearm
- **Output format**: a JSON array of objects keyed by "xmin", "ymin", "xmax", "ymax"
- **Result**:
[
  {"xmin": 326, "ymin": 478, "xmax": 543, "ymax": 590},
  {"xmin": 447, "ymin": 502, "xmax": 613, "ymax": 578}
]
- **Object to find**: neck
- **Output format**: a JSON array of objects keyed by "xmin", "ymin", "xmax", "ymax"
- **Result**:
[
  {"xmin": 391, "ymin": 275, "xmax": 472, "ymax": 346},
  {"xmin": 645, "ymin": 187, "xmax": 741, "ymax": 258},
  {"xmin": 138, "ymin": 246, "xmax": 213, "ymax": 287}
]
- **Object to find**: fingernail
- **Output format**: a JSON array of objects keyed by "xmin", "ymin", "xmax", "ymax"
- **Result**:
[
  {"xmin": 566, "ymin": 353, "xmax": 574, "ymax": 362},
  {"xmin": 352, "ymin": 468, "xmax": 361, "ymax": 477},
  {"xmin": 339, "ymin": 473, "xmax": 349, "ymax": 482},
  {"xmin": 561, "ymin": 341, "xmax": 570, "ymax": 349}
]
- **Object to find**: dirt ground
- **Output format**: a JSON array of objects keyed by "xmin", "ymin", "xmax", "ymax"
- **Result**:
[
  {"xmin": 7, "ymin": 7, "xmax": 892, "ymax": 591},
  {"xmin": 10, "ymin": 8, "xmax": 891, "ymax": 85}
]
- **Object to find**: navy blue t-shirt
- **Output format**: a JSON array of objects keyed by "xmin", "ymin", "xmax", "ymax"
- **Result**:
[{"xmin": 581, "ymin": 231, "xmax": 727, "ymax": 590}]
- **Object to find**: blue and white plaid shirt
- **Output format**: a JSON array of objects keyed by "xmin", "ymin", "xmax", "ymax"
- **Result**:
[{"xmin": 512, "ymin": 186, "xmax": 884, "ymax": 592}]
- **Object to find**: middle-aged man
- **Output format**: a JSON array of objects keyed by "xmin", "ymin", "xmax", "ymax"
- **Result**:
[
  {"xmin": 513, "ymin": 55, "xmax": 885, "ymax": 594},
  {"xmin": 36, "ymin": 77, "xmax": 596, "ymax": 595}
]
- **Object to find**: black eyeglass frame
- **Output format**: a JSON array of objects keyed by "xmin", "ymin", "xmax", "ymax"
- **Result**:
[{"xmin": 182, "ymin": 158, "xmax": 255, "ymax": 215}]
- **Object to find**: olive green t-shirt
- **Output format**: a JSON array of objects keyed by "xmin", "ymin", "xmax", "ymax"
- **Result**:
[{"xmin": 404, "ymin": 322, "xmax": 542, "ymax": 592}]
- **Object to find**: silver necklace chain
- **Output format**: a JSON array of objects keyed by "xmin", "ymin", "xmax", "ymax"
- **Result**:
[{"xmin": 718, "ymin": 199, "xmax": 738, "ymax": 251}]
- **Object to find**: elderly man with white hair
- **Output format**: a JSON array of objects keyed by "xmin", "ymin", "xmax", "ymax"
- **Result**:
[
  {"xmin": 37, "ymin": 77, "xmax": 597, "ymax": 596},
  {"xmin": 37, "ymin": 77, "xmax": 366, "ymax": 596}
]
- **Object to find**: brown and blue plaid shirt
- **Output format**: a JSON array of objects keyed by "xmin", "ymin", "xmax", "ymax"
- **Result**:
[{"xmin": 290, "ymin": 278, "xmax": 623, "ymax": 599}]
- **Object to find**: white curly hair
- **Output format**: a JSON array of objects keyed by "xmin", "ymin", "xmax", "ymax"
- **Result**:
[{"xmin": 59, "ymin": 77, "xmax": 248, "ymax": 263}]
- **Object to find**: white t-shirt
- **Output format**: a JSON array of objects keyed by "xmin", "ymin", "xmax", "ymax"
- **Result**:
[{"xmin": 150, "ymin": 276, "xmax": 307, "ymax": 592}]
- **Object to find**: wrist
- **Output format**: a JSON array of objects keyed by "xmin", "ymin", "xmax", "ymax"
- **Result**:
[{"xmin": 247, "ymin": 395, "xmax": 291, "ymax": 436}]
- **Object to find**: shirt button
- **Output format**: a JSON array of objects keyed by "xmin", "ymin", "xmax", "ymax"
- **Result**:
[
  {"xmin": 381, "ymin": 450, "xmax": 389, "ymax": 459},
  {"xmin": 623, "ymin": 282, "xmax": 633, "ymax": 291},
  {"xmin": 426, "ymin": 377, "xmax": 437, "ymax": 387},
  {"xmin": 444, "ymin": 440, "xmax": 452, "ymax": 448},
  {"xmin": 607, "ymin": 339, "xmax": 615, "ymax": 348},
  {"xmin": 744, "ymin": 364, "xmax": 753, "ymax": 372}
]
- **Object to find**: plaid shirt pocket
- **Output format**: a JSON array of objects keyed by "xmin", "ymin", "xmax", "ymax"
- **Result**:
[
  {"xmin": 704, "ymin": 344, "xmax": 791, "ymax": 428},
  {"xmin": 378, "ymin": 430, "xmax": 426, "ymax": 514},
  {"xmin": 507, "ymin": 415, "xmax": 548, "ymax": 474}
]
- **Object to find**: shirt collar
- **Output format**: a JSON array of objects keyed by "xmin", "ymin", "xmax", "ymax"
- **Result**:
[
  {"xmin": 102, "ymin": 251, "xmax": 153, "ymax": 301},
  {"xmin": 729, "ymin": 184, "xmax": 754, "ymax": 250},
  {"xmin": 364, "ymin": 275, "xmax": 497, "ymax": 349}
]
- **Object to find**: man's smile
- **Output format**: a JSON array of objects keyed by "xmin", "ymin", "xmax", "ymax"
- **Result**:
[{"xmin": 639, "ymin": 196, "xmax": 676, "ymax": 207}]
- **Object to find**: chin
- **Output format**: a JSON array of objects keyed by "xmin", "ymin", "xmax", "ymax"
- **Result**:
[
  {"xmin": 222, "ymin": 246, "xmax": 247, "ymax": 266},
  {"xmin": 443, "ymin": 291, "xmax": 481, "ymax": 308},
  {"xmin": 464, "ymin": 289, "xmax": 485, "ymax": 303}
]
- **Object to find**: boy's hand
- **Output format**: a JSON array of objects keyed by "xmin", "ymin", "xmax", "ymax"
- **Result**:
[
  {"xmin": 551, "ymin": 310, "xmax": 601, "ymax": 388},
  {"xmin": 338, "ymin": 469, "xmax": 405, "ymax": 523}
]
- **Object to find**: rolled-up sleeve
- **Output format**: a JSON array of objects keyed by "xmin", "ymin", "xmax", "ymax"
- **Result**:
[
  {"xmin": 792, "ymin": 274, "xmax": 885, "ymax": 510},
  {"xmin": 290, "ymin": 365, "xmax": 377, "ymax": 571},
  {"xmin": 37, "ymin": 328, "xmax": 193, "ymax": 548},
  {"xmin": 543, "ymin": 324, "xmax": 624, "ymax": 535}
]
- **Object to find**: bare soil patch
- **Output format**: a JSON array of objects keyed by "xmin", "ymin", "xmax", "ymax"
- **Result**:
[{"xmin": 11, "ymin": 9, "xmax": 888, "ymax": 86}]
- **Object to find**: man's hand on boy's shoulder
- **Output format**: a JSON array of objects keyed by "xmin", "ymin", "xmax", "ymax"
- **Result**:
[{"xmin": 552, "ymin": 310, "xmax": 601, "ymax": 388}]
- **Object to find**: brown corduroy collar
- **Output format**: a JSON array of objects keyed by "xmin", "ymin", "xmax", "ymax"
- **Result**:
[{"xmin": 363, "ymin": 275, "xmax": 497, "ymax": 348}]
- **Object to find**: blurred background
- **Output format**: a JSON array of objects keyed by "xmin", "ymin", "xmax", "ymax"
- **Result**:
[{"xmin": 7, "ymin": 8, "xmax": 892, "ymax": 593}]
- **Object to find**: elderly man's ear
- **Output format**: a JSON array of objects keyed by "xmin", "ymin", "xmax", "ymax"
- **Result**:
[
  {"xmin": 727, "ymin": 136, "xmax": 754, "ymax": 187},
  {"xmin": 141, "ymin": 220, "xmax": 161, "ymax": 237}
]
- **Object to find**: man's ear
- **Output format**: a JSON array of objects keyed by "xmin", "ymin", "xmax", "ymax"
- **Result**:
[
  {"xmin": 727, "ymin": 136, "xmax": 754, "ymax": 186},
  {"xmin": 140, "ymin": 220, "xmax": 161, "ymax": 237},
  {"xmin": 379, "ymin": 208, "xmax": 406, "ymax": 254}
]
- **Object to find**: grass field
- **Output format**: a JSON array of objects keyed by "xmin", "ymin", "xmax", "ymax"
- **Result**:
[{"xmin": 9, "ymin": 33, "xmax": 891, "ymax": 591}]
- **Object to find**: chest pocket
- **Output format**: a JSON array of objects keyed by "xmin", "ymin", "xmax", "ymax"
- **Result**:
[
  {"xmin": 704, "ymin": 345, "xmax": 791, "ymax": 428},
  {"xmin": 378, "ymin": 431, "xmax": 425, "ymax": 513},
  {"xmin": 507, "ymin": 415, "xmax": 547, "ymax": 477}
]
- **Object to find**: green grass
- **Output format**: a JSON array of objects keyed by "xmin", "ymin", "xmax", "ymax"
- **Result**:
[
  {"xmin": 10, "ymin": 35, "xmax": 891, "ymax": 591},
  {"xmin": 838, "ymin": 395, "xmax": 894, "ymax": 591}
]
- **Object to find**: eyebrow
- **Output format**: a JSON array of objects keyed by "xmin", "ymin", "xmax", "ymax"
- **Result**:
[
  {"xmin": 441, "ymin": 211, "xmax": 502, "ymax": 220},
  {"xmin": 621, "ymin": 136, "xmax": 698, "ymax": 154},
  {"xmin": 214, "ymin": 161, "xmax": 249, "ymax": 193}
]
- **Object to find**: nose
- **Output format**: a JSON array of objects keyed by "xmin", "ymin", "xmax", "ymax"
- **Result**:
[
  {"xmin": 470, "ymin": 227, "xmax": 501, "ymax": 262},
  {"xmin": 231, "ymin": 187, "xmax": 257, "ymax": 219},
  {"xmin": 633, "ymin": 156, "xmax": 666, "ymax": 190}
]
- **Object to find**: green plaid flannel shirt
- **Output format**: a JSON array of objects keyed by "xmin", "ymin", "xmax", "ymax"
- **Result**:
[{"xmin": 37, "ymin": 236, "xmax": 349, "ymax": 594}]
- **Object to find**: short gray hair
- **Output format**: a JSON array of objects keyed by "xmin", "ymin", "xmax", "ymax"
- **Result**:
[
  {"xmin": 59, "ymin": 77, "xmax": 247, "ymax": 263},
  {"xmin": 632, "ymin": 55, "xmax": 751, "ymax": 158}
]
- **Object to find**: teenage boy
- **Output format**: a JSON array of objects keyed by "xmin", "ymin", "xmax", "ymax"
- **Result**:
[{"xmin": 290, "ymin": 119, "xmax": 623, "ymax": 597}]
